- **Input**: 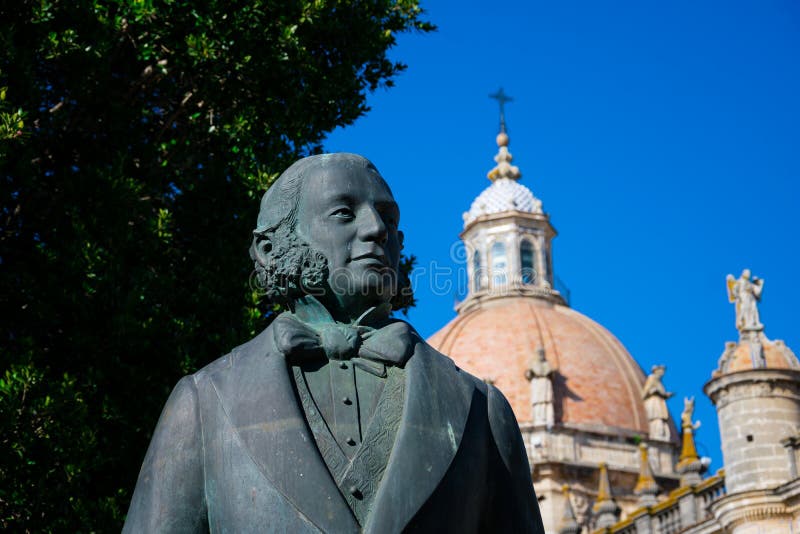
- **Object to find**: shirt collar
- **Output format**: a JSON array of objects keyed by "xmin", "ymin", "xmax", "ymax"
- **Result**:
[{"xmin": 291, "ymin": 295, "xmax": 392, "ymax": 328}]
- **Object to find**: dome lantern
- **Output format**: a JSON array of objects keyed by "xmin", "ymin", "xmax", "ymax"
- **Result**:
[{"xmin": 460, "ymin": 91, "xmax": 563, "ymax": 313}]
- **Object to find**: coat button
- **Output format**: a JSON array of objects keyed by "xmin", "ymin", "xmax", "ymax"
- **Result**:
[
  {"xmin": 346, "ymin": 437, "xmax": 356, "ymax": 446},
  {"xmin": 349, "ymin": 486, "xmax": 362, "ymax": 499},
  {"xmin": 339, "ymin": 361, "xmax": 348, "ymax": 369},
  {"xmin": 342, "ymin": 396, "xmax": 352, "ymax": 405}
]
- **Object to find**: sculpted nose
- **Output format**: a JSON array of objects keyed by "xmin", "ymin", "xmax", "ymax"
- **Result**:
[{"xmin": 358, "ymin": 207, "xmax": 388, "ymax": 244}]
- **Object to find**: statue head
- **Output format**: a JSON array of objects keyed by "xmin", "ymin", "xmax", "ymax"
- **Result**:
[
  {"xmin": 741, "ymin": 268, "xmax": 751, "ymax": 280},
  {"xmin": 250, "ymin": 153, "xmax": 413, "ymax": 320},
  {"xmin": 650, "ymin": 364, "xmax": 666, "ymax": 378}
]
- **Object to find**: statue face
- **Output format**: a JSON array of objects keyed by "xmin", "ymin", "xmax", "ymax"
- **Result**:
[{"xmin": 295, "ymin": 161, "xmax": 401, "ymax": 315}]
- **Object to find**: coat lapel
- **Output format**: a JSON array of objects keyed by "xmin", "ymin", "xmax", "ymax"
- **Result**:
[
  {"xmin": 365, "ymin": 341, "xmax": 476, "ymax": 533},
  {"xmin": 208, "ymin": 326, "xmax": 359, "ymax": 533}
]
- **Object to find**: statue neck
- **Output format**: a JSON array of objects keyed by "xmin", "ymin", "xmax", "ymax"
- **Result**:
[{"xmin": 292, "ymin": 294, "xmax": 391, "ymax": 328}]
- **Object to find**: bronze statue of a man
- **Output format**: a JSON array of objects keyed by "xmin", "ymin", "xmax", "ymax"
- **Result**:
[{"xmin": 124, "ymin": 154, "xmax": 544, "ymax": 533}]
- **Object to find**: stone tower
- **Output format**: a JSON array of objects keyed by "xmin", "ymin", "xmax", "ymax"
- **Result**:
[{"xmin": 703, "ymin": 270, "xmax": 800, "ymax": 533}]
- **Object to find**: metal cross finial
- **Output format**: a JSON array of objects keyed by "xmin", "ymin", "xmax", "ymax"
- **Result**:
[{"xmin": 489, "ymin": 87, "xmax": 513, "ymax": 133}]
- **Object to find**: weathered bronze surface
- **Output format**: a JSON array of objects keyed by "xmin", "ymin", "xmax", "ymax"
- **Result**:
[{"xmin": 124, "ymin": 153, "xmax": 544, "ymax": 533}]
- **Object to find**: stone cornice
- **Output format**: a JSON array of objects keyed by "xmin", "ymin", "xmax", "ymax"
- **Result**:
[
  {"xmin": 704, "ymin": 368, "xmax": 800, "ymax": 407},
  {"xmin": 531, "ymin": 458, "xmax": 681, "ymax": 483},
  {"xmin": 523, "ymin": 420, "xmax": 657, "ymax": 441},
  {"xmin": 456, "ymin": 285, "xmax": 566, "ymax": 313},
  {"xmin": 460, "ymin": 210, "xmax": 556, "ymax": 238},
  {"xmin": 710, "ymin": 487, "xmax": 793, "ymax": 531}
]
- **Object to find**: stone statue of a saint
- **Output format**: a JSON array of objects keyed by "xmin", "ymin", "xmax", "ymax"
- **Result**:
[
  {"xmin": 525, "ymin": 347, "xmax": 554, "ymax": 428},
  {"xmin": 123, "ymin": 154, "xmax": 544, "ymax": 533},
  {"xmin": 726, "ymin": 269, "xmax": 764, "ymax": 333},
  {"xmin": 681, "ymin": 396, "xmax": 700, "ymax": 431},
  {"xmin": 642, "ymin": 365, "xmax": 673, "ymax": 441}
]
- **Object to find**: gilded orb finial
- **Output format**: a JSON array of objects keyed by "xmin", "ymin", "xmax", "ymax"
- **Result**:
[{"xmin": 496, "ymin": 131, "xmax": 509, "ymax": 147}]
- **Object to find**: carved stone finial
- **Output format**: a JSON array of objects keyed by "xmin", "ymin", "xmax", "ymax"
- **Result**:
[
  {"xmin": 633, "ymin": 443, "xmax": 659, "ymax": 507},
  {"xmin": 558, "ymin": 485, "xmax": 581, "ymax": 534},
  {"xmin": 642, "ymin": 364, "xmax": 673, "ymax": 441},
  {"xmin": 676, "ymin": 397, "xmax": 704, "ymax": 486},
  {"xmin": 592, "ymin": 463, "xmax": 620, "ymax": 529},
  {"xmin": 486, "ymin": 140, "xmax": 522, "ymax": 182},
  {"xmin": 595, "ymin": 463, "xmax": 612, "ymax": 502},
  {"xmin": 726, "ymin": 269, "xmax": 764, "ymax": 336}
]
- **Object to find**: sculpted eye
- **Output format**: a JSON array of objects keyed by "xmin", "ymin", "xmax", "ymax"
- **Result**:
[{"xmin": 331, "ymin": 207, "xmax": 354, "ymax": 220}]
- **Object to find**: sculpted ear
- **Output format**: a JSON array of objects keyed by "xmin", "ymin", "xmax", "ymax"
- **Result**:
[
  {"xmin": 398, "ymin": 230, "xmax": 405, "ymax": 252},
  {"xmin": 251, "ymin": 234, "xmax": 272, "ymax": 267}
]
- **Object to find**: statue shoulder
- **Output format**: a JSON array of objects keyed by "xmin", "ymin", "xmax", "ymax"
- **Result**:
[
  {"xmin": 192, "ymin": 323, "xmax": 280, "ymax": 384},
  {"xmin": 484, "ymin": 381, "xmax": 543, "ymax": 532},
  {"xmin": 413, "ymin": 336, "xmax": 489, "ymax": 392},
  {"xmin": 159, "ymin": 375, "xmax": 202, "ymax": 425},
  {"xmin": 486, "ymin": 384, "xmax": 522, "ymax": 460},
  {"xmin": 124, "ymin": 375, "xmax": 207, "ymax": 532}
]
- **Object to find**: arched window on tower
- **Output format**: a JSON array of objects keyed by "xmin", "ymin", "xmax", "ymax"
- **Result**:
[
  {"xmin": 542, "ymin": 245, "xmax": 551, "ymax": 284},
  {"xmin": 520, "ymin": 240, "xmax": 535, "ymax": 285},
  {"xmin": 491, "ymin": 241, "xmax": 507, "ymax": 287},
  {"xmin": 472, "ymin": 250, "xmax": 483, "ymax": 292}
]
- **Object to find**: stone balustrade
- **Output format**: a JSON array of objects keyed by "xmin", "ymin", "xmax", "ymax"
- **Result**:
[{"xmin": 596, "ymin": 470, "xmax": 725, "ymax": 534}]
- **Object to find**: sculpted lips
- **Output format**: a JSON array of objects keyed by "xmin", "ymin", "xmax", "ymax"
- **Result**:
[{"xmin": 350, "ymin": 251, "xmax": 388, "ymax": 265}]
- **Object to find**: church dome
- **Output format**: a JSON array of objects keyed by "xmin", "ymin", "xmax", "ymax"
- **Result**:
[
  {"xmin": 428, "ymin": 297, "xmax": 651, "ymax": 436},
  {"xmin": 462, "ymin": 178, "xmax": 543, "ymax": 226}
]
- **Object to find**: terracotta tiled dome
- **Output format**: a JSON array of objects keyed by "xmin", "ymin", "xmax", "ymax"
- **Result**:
[{"xmin": 428, "ymin": 296, "xmax": 650, "ymax": 435}]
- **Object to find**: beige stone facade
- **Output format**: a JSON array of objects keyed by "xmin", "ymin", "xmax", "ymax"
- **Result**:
[{"xmin": 593, "ymin": 320, "xmax": 800, "ymax": 534}]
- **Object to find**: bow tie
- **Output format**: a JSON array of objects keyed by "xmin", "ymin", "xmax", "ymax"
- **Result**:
[{"xmin": 272, "ymin": 299, "xmax": 415, "ymax": 377}]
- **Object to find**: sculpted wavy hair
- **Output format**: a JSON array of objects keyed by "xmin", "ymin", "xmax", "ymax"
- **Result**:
[{"xmin": 250, "ymin": 153, "xmax": 414, "ymax": 311}]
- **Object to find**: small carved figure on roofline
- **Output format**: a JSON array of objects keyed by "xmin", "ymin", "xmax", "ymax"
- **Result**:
[
  {"xmin": 642, "ymin": 364, "xmax": 673, "ymax": 441},
  {"xmin": 525, "ymin": 346, "xmax": 555, "ymax": 428},
  {"xmin": 681, "ymin": 396, "xmax": 701, "ymax": 431}
]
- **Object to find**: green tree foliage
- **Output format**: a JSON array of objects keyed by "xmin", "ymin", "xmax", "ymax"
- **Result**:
[
  {"xmin": 0, "ymin": 83, "xmax": 26, "ymax": 149},
  {"xmin": 0, "ymin": 1, "xmax": 431, "ymax": 530}
]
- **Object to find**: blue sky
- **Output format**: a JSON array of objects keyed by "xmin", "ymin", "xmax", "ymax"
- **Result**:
[{"xmin": 324, "ymin": 0, "xmax": 800, "ymax": 472}]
